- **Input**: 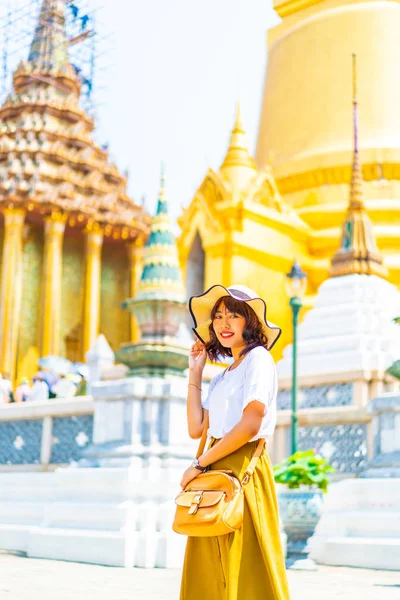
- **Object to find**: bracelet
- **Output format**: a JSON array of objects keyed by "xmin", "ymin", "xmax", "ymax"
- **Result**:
[{"xmin": 188, "ymin": 383, "xmax": 202, "ymax": 392}]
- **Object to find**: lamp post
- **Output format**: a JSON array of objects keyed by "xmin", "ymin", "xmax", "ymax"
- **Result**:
[{"xmin": 285, "ymin": 260, "xmax": 307, "ymax": 455}]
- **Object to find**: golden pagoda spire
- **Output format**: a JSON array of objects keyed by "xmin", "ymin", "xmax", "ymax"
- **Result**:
[
  {"xmin": 330, "ymin": 55, "xmax": 388, "ymax": 279},
  {"xmin": 220, "ymin": 102, "xmax": 257, "ymax": 191},
  {"xmin": 28, "ymin": 0, "xmax": 69, "ymax": 72},
  {"xmin": 220, "ymin": 102, "xmax": 257, "ymax": 172}
]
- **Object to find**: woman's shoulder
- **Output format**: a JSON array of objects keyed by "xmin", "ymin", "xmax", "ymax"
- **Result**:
[{"xmin": 246, "ymin": 345, "xmax": 274, "ymax": 363}]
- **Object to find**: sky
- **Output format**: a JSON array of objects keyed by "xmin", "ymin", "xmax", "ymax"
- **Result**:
[{"xmin": 0, "ymin": 0, "xmax": 281, "ymax": 222}]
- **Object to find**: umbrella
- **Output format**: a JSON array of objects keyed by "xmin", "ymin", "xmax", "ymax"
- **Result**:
[
  {"xmin": 34, "ymin": 371, "xmax": 60, "ymax": 388},
  {"xmin": 38, "ymin": 356, "xmax": 73, "ymax": 376}
]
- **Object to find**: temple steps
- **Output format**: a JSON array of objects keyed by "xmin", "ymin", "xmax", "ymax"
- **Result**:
[
  {"xmin": 0, "ymin": 468, "xmax": 186, "ymax": 568},
  {"xmin": 0, "ymin": 523, "xmax": 184, "ymax": 568},
  {"xmin": 0, "ymin": 500, "xmax": 175, "ymax": 531},
  {"xmin": 310, "ymin": 537, "xmax": 400, "ymax": 571},
  {"xmin": 309, "ymin": 479, "xmax": 400, "ymax": 571},
  {"xmin": 312, "ymin": 510, "xmax": 400, "ymax": 538}
]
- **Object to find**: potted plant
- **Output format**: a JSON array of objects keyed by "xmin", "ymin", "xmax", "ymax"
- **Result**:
[{"xmin": 274, "ymin": 449, "xmax": 335, "ymax": 566}]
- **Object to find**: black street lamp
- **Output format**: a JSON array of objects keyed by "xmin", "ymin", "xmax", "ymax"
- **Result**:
[{"xmin": 285, "ymin": 260, "xmax": 307, "ymax": 455}]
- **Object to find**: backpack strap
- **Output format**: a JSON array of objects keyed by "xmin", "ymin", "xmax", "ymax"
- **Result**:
[
  {"xmin": 195, "ymin": 412, "xmax": 210, "ymax": 459},
  {"xmin": 240, "ymin": 438, "xmax": 265, "ymax": 486}
]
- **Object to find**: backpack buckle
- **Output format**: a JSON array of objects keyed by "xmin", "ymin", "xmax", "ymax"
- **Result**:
[{"xmin": 188, "ymin": 491, "xmax": 203, "ymax": 515}]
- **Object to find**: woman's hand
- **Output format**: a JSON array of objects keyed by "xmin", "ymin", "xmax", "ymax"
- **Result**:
[
  {"xmin": 180, "ymin": 465, "xmax": 200, "ymax": 489},
  {"xmin": 188, "ymin": 341, "xmax": 207, "ymax": 372}
]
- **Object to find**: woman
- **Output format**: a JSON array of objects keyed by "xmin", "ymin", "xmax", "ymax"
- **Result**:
[{"xmin": 179, "ymin": 284, "xmax": 290, "ymax": 600}]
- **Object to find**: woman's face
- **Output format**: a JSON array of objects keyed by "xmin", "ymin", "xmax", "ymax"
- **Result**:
[{"xmin": 212, "ymin": 300, "xmax": 246, "ymax": 351}]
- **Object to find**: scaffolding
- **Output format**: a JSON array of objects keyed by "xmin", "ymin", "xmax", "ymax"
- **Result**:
[{"xmin": 0, "ymin": 0, "xmax": 113, "ymax": 117}]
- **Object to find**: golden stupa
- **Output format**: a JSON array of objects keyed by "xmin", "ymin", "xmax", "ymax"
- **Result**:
[
  {"xmin": 178, "ymin": 0, "xmax": 400, "ymax": 358},
  {"xmin": 0, "ymin": 0, "xmax": 149, "ymax": 382}
]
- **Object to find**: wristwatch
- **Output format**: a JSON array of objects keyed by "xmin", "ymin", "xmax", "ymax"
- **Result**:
[{"xmin": 191, "ymin": 458, "xmax": 206, "ymax": 472}]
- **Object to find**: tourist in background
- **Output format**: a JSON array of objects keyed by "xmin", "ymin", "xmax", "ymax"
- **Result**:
[
  {"xmin": 0, "ymin": 374, "xmax": 13, "ymax": 404},
  {"xmin": 15, "ymin": 378, "xmax": 32, "ymax": 403},
  {"xmin": 179, "ymin": 285, "xmax": 290, "ymax": 599},
  {"xmin": 51, "ymin": 374, "xmax": 79, "ymax": 398},
  {"xmin": 30, "ymin": 376, "xmax": 49, "ymax": 402}
]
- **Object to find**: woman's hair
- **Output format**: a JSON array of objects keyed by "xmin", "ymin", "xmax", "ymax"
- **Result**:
[{"xmin": 205, "ymin": 295, "xmax": 269, "ymax": 362}]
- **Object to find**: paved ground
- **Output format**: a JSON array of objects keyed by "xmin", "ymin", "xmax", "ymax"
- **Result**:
[{"xmin": 0, "ymin": 552, "xmax": 399, "ymax": 600}]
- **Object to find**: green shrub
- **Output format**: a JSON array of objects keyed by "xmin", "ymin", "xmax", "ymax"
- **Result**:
[
  {"xmin": 387, "ymin": 360, "xmax": 400, "ymax": 380},
  {"xmin": 386, "ymin": 317, "xmax": 400, "ymax": 380},
  {"xmin": 273, "ymin": 449, "xmax": 335, "ymax": 493}
]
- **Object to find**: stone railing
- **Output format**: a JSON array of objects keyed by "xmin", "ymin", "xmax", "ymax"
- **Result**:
[
  {"xmin": 0, "ymin": 389, "xmax": 373, "ymax": 476},
  {"xmin": 271, "ymin": 377, "xmax": 399, "ymax": 475},
  {"xmin": 0, "ymin": 396, "xmax": 94, "ymax": 471},
  {"xmin": 269, "ymin": 405, "xmax": 371, "ymax": 476}
]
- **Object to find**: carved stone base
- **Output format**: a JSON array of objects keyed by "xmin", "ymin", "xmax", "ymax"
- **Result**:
[
  {"xmin": 362, "ymin": 393, "xmax": 400, "ymax": 478},
  {"xmin": 361, "ymin": 451, "xmax": 400, "ymax": 478}
]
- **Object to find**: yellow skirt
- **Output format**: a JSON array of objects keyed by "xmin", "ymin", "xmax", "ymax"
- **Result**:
[{"xmin": 179, "ymin": 439, "xmax": 290, "ymax": 600}]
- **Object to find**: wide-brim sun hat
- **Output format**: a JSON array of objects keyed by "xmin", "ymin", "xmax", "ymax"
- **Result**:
[{"xmin": 189, "ymin": 284, "xmax": 282, "ymax": 351}]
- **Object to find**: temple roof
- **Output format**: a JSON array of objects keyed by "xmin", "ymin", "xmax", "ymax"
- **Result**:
[
  {"xmin": 330, "ymin": 56, "xmax": 387, "ymax": 279},
  {"xmin": 0, "ymin": 0, "xmax": 149, "ymax": 239},
  {"xmin": 177, "ymin": 102, "xmax": 309, "ymax": 249},
  {"xmin": 137, "ymin": 173, "xmax": 186, "ymax": 302}
]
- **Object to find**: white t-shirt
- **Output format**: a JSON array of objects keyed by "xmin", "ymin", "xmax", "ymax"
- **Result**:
[{"xmin": 202, "ymin": 346, "xmax": 278, "ymax": 441}]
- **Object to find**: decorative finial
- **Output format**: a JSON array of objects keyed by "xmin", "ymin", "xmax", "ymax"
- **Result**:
[
  {"xmin": 220, "ymin": 102, "xmax": 257, "ymax": 175},
  {"xmin": 233, "ymin": 101, "xmax": 243, "ymax": 132},
  {"xmin": 28, "ymin": 0, "xmax": 69, "ymax": 72},
  {"xmin": 349, "ymin": 53, "xmax": 363, "ymax": 210},
  {"xmin": 330, "ymin": 55, "xmax": 387, "ymax": 279},
  {"xmin": 159, "ymin": 162, "xmax": 165, "ymax": 195},
  {"xmin": 156, "ymin": 163, "xmax": 167, "ymax": 214}
]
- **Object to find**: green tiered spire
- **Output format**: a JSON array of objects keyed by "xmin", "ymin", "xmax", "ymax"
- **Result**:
[
  {"xmin": 137, "ymin": 172, "xmax": 186, "ymax": 302},
  {"xmin": 28, "ymin": 0, "xmax": 69, "ymax": 72},
  {"xmin": 116, "ymin": 172, "xmax": 189, "ymax": 377}
]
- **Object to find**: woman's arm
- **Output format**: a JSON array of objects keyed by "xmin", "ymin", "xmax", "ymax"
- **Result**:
[
  {"xmin": 199, "ymin": 400, "xmax": 264, "ymax": 467},
  {"xmin": 187, "ymin": 342, "xmax": 207, "ymax": 439},
  {"xmin": 180, "ymin": 400, "xmax": 264, "ymax": 488},
  {"xmin": 187, "ymin": 381, "xmax": 207, "ymax": 439}
]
